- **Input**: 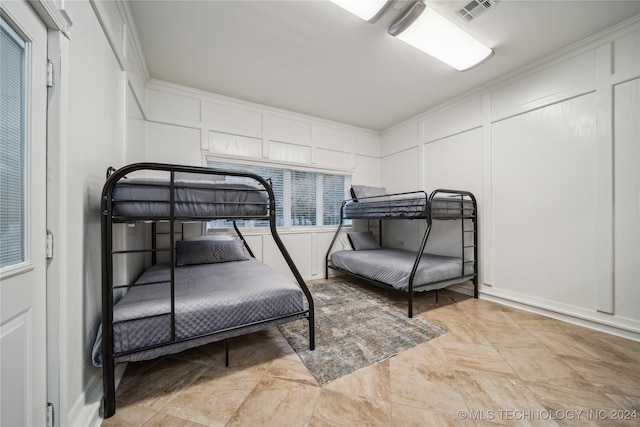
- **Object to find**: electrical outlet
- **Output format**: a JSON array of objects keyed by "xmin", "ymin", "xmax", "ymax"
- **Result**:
[{"xmin": 398, "ymin": 240, "xmax": 404, "ymax": 247}]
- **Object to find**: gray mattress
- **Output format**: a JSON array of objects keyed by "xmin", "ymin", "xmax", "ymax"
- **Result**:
[
  {"xmin": 344, "ymin": 194, "xmax": 474, "ymax": 220},
  {"xmin": 330, "ymin": 248, "xmax": 474, "ymax": 292},
  {"xmin": 111, "ymin": 178, "xmax": 268, "ymax": 219},
  {"xmin": 92, "ymin": 259, "xmax": 304, "ymax": 366}
]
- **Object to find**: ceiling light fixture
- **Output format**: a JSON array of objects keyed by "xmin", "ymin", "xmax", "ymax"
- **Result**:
[
  {"xmin": 329, "ymin": 0, "xmax": 397, "ymax": 23},
  {"xmin": 388, "ymin": 1, "xmax": 494, "ymax": 71}
]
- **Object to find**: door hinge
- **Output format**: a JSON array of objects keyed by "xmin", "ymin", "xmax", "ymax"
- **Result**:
[
  {"xmin": 47, "ymin": 402, "xmax": 55, "ymax": 427},
  {"xmin": 46, "ymin": 230, "xmax": 54, "ymax": 259},
  {"xmin": 46, "ymin": 60, "xmax": 54, "ymax": 87}
]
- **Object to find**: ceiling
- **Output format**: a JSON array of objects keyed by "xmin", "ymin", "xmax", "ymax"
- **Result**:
[{"xmin": 128, "ymin": 0, "xmax": 640, "ymax": 131}]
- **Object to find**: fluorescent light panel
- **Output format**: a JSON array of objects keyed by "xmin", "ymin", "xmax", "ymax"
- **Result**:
[
  {"xmin": 329, "ymin": 0, "xmax": 391, "ymax": 22},
  {"xmin": 396, "ymin": 5, "xmax": 493, "ymax": 71}
]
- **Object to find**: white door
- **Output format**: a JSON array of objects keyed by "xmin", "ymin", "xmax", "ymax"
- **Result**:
[{"xmin": 0, "ymin": 1, "xmax": 48, "ymax": 426}]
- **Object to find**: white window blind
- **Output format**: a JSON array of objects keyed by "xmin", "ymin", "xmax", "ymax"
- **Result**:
[
  {"xmin": 290, "ymin": 170, "xmax": 316, "ymax": 226},
  {"xmin": 1, "ymin": 19, "xmax": 26, "ymax": 269},
  {"xmin": 206, "ymin": 160, "xmax": 351, "ymax": 230},
  {"xmin": 323, "ymin": 173, "xmax": 347, "ymax": 227}
]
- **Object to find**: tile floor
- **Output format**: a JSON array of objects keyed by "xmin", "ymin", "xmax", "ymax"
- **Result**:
[{"xmin": 101, "ymin": 278, "xmax": 640, "ymax": 426}]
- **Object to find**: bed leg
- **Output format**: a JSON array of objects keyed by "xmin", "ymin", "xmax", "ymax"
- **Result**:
[
  {"xmin": 225, "ymin": 339, "xmax": 230, "ymax": 367},
  {"xmin": 309, "ymin": 314, "xmax": 315, "ymax": 351},
  {"xmin": 435, "ymin": 289, "xmax": 439, "ymax": 303},
  {"xmin": 101, "ymin": 360, "xmax": 116, "ymax": 418}
]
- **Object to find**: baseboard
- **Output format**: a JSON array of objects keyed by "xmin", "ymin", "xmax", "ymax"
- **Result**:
[
  {"xmin": 68, "ymin": 364, "xmax": 127, "ymax": 427},
  {"xmin": 447, "ymin": 282, "xmax": 475, "ymax": 297},
  {"xmin": 480, "ymin": 287, "xmax": 640, "ymax": 342}
]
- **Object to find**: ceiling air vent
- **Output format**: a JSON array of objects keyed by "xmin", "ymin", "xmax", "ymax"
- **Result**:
[{"xmin": 456, "ymin": 0, "xmax": 495, "ymax": 23}]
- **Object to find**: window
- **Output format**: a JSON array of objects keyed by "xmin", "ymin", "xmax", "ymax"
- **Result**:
[
  {"xmin": 206, "ymin": 160, "xmax": 351, "ymax": 230},
  {"xmin": 0, "ymin": 19, "xmax": 26, "ymax": 269}
]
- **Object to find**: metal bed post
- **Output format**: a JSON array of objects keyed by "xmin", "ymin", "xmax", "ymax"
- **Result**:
[
  {"xmin": 151, "ymin": 223, "xmax": 157, "ymax": 265},
  {"xmin": 407, "ymin": 213, "xmax": 433, "ymax": 318},
  {"xmin": 233, "ymin": 221, "xmax": 255, "ymax": 258},
  {"xmin": 471, "ymin": 195, "xmax": 479, "ymax": 298},
  {"xmin": 325, "ymin": 201, "xmax": 346, "ymax": 279},
  {"xmin": 169, "ymin": 171, "xmax": 176, "ymax": 343}
]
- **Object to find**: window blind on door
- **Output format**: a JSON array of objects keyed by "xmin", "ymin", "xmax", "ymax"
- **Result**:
[{"xmin": 1, "ymin": 20, "xmax": 26, "ymax": 269}]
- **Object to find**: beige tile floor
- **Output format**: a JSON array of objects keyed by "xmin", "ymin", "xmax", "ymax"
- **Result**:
[{"xmin": 102, "ymin": 278, "xmax": 640, "ymax": 427}]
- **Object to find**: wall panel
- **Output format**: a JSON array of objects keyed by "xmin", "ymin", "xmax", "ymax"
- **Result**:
[
  {"xmin": 316, "ymin": 148, "xmax": 351, "ymax": 170},
  {"xmin": 381, "ymin": 148, "xmax": 419, "ymax": 193},
  {"xmin": 147, "ymin": 89, "xmax": 201, "ymax": 122},
  {"xmin": 352, "ymin": 133, "xmax": 381, "ymax": 157},
  {"xmin": 491, "ymin": 94, "xmax": 598, "ymax": 307},
  {"xmin": 269, "ymin": 140, "xmax": 312, "ymax": 164},
  {"xmin": 613, "ymin": 30, "xmax": 640, "ymax": 76},
  {"xmin": 491, "ymin": 50, "xmax": 597, "ymax": 120},
  {"xmin": 313, "ymin": 124, "xmax": 351, "ymax": 152},
  {"xmin": 613, "ymin": 78, "xmax": 640, "ymax": 320},
  {"xmin": 125, "ymin": 34, "xmax": 146, "ymax": 108},
  {"xmin": 381, "ymin": 125, "xmax": 418, "ymax": 157},
  {"xmin": 125, "ymin": 87, "xmax": 146, "ymax": 164},
  {"xmin": 147, "ymin": 122, "xmax": 201, "ymax": 165},
  {"xmin": 266, "ymin": 115, "xmax": 311, "ymax": 142},
  {"xmin": 202, "ymin": 102, "xmax": 262, "ymax": 135},
  {"xmin": 419, "ymin": 97, "xmax": 483, "ymax": 143},
  {"xmin": 422, "ymin": 128, "xmax": 483, "ymax": 195},
  {"xmin": 209, "ymin": 131, "xmax": 262, "ymax": 158},
  {"xmin": 352, "ymin": 155, "xmax": 380, "ymax": 186}
]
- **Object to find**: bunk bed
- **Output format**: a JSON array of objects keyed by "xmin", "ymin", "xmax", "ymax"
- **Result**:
[
  {"xmin": 93, "ymin": 162, "xmax": 315, "ymax": 418},
  {"xmin": 325, "ymin": 186, "xmax": 478, "ymax": 318}
]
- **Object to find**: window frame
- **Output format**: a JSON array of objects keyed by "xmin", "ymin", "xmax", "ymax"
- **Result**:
[
  {"xmin": 204, "ymin": 156, "xmax": 352, "ymax": 233},
  {"xmin": 0, "ymin": 16, "xmax": 30, "ymax": 275}
]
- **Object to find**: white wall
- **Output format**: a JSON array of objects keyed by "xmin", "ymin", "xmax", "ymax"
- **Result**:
[
  {"xmin": 380, "ymin": 17, "xmax": 640, "ymax": 340},
  {"xmin": 142, "ymin": 80, "xmax": 382, "ymax": 280},
  {"xmin": 46, "ymin": 1, "xmax": 148, "ymax": 425}
]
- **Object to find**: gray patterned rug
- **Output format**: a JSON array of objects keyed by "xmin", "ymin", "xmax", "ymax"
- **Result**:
[{"xmin": 277, "ymin": 281, "xmax": 447, "ymax": 385}]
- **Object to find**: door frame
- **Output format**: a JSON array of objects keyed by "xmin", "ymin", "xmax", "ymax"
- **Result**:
[{"xmin": 28, "ymin": 0, "xmax": 71, "ymax": 423}]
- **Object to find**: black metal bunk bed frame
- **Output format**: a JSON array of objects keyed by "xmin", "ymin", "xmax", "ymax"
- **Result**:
[
  {"xmin": 325, "ymin": 189, "xmax": 478, "ymax": 318},
  {"xmin": 100, "ymin": 162, "xmax": 315, "ymax": 418}
]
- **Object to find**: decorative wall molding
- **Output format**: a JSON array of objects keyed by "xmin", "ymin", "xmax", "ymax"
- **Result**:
[{"xmin": 482, "ymin": 287, "xmax": 640, "ymax": 340}]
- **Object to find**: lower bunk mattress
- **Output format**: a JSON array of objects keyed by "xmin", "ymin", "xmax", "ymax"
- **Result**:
[
  {"xmin": 330, "ymin": 248, "xmax": 474, "ymax": 292},
  {"xmin": 92, "ymin": 259, "xmax": 304, "ymax": 366}
]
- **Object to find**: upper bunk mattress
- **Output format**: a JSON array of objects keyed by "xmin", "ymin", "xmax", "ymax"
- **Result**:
[
  {"xmin": 110, "ymin": 178, "xmax": 268, "ymax": 219},
  {"xmin": 92, "ymin": 258, "xmax": 304, "ymax": 366},
  {"xmin": 330, "ymin": 248, "xmax": 474, "ymax": 292},
  {"xmin": 344, "ymin": 194, "xmax": 475, "ymax": 220}
]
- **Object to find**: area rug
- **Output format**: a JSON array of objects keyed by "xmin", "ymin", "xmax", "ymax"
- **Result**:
[{"xmin": 277, "ymin": 281, "xmax": 447, "ymax": 385}]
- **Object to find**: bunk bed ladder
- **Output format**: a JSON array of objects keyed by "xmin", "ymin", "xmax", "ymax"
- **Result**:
[{"xmin": 459, "ymin": 194, "xmax": 478, "ymax": 299}]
